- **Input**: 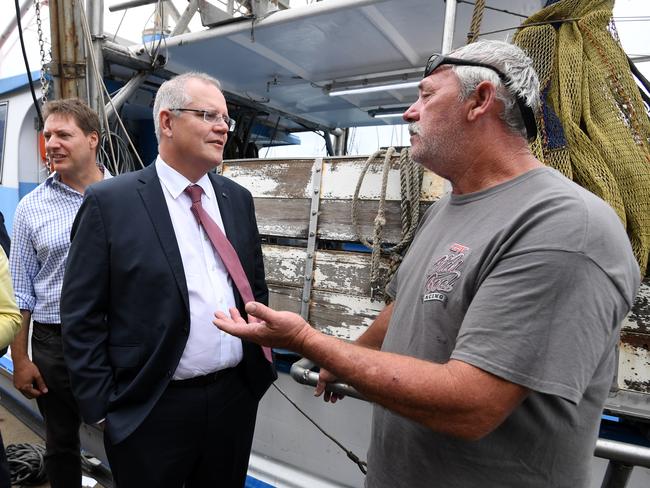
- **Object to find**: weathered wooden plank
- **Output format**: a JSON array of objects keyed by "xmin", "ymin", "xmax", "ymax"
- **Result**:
[
  {"xmin": 256, "ymin": 198, "xmax": 432, "ymax": 242},
  {"xmin": 267, "ymin": 284, "xmax": 383, "ymax": 341},
  {"xmin": 224, "ymin": 159, "xmax": 316, "ymax": 199},
  {"xmin": 224, "ymin": 155, "xmax": 445, "ymax": 201},
  {"xmin": 309, "ymin": 289, "xmax": 383, "ymax": 340},
  {"xmin": 263, "ymin": 245, "xmax": 390, "ymax": 297}
]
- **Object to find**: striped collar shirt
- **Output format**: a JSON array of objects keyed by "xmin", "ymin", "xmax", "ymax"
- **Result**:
[{"xmin": 10, "ymin": 170, "xmax": 112, "ymax": 324}]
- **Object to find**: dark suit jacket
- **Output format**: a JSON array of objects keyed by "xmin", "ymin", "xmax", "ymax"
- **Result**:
[{"xmin": 61, "ymin": 163, "xmax": 276, "ymax": 444}]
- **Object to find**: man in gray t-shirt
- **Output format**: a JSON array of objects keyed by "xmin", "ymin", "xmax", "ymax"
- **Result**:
[
  {"xmin": 367, "ymin": 167, "xmax": 637, "ymax": 487},
  {"xmin": 213, "ymin": 40, "xmax": 640, "ymax": 487}
]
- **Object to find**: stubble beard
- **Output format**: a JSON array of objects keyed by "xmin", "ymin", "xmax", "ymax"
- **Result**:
[{"xmin": 408, "ymin": 122, "xmax": 440, "ymax": 166}]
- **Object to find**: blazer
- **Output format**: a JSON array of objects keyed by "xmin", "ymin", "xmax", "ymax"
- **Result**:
[{"xmin": 61, "ymin": 163, "xmax": 276, "ymax": 444}]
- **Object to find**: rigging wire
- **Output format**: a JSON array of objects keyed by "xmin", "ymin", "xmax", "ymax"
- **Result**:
[
  {"xmin": 271, "ymin": 383, "xmax": 367, "ymax": 475},
  {"xmin": 112, "ymin": 8, "xmax": 129, "ymax": 42},
  {"xmin": 13, "ymin": 0, "xmax": 43, "ymax": 129},
  {"xmin": 78, "ymin": 4, "xmax": 144, "ymax": 172},
  {"xmin": 477, "ymin": 16, "xmax": 650, "ymax": 38}
]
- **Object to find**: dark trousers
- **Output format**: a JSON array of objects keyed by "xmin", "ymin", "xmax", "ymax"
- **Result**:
[
  {"xmin": 104, "ymin": 366, "xmax": 258, "ymax": 488},
  {"xmin": 31, "ymin": 322, "xmax": 82, "ymax": 488}
]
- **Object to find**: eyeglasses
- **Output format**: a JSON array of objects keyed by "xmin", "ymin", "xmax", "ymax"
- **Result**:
[
  {"xmin": 170, "ymin": 108, "xmax": 236, "ymax": 131},
  {"xmin": 423, "ymin": 54, "xmax": 537, "ymax": 141}
]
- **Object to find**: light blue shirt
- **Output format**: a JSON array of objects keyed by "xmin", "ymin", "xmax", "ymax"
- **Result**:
[{"xmin": 10, "ymin": 170, "xmax": 111, "ymax": 324}]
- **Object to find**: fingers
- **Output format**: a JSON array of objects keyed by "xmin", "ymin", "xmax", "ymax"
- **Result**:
[
  {"xmin": 214, "ymin": 307, "xmax": 249, "ymax": 336},
  {"xmin": 229, "ymin": 307, "xmax": 243, "ymax": 322},
  {"xmin": 19, "ymin": 386, "xmax": 43, "ymax": 399},
  {"xmin": 213, "ymin": 307, "xmax": 246, "ymax": 333},
  {"xmin": 244, "ymin": 302, "xmax": 273, "ymax": 323},
  {"xmin": 314, "ymin": 373, "xmax": 345, "ymax": 404},
  {"xmin": 34, "ymin": 374, "xmax": 48, "ymax": 394}
]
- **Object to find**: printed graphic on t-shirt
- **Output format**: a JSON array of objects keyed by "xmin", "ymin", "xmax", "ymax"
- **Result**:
[{"xmin": 423, "ymin": 243, "xmax": 470, "ymax": 303}]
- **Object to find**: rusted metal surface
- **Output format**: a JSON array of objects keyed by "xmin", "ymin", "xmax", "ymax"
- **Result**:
[{"xmin": 49, "ymin": 0, "xmax": 87, "ymax": 100}]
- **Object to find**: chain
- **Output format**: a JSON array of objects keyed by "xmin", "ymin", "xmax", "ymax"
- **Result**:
[{"xmin": 34, "ymin": 0, "xmax": 50, "ymax": 103}]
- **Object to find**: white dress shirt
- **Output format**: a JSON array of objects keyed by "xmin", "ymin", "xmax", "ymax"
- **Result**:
[{"xmin": 155, "ymin": 157, "xmax": 242, "ymax": 379}]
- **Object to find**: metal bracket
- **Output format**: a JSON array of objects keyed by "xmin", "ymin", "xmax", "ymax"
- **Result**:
[
  {"xmin": 50, "ymin": 62, "xmax": 86, "ymax": 79},
  {"xmin": 300, "ymin": 157, "xmax": 323, "ymax": 319}
]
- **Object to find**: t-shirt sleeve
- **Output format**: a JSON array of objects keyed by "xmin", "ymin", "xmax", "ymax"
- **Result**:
[{"xmin": 451, "ymin": 250, "xmax": 627, "ymax": 404}]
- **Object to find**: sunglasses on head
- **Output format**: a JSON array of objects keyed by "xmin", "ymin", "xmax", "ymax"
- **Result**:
[{"xmin": 424, "ymin": 53, "xmax": 538, "ymax": 141}]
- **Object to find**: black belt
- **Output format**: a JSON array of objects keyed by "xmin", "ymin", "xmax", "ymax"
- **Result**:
[
  {"xmin": 33, "ymin": 321, "xmax": 62, "ymax": 335},
  {"xmin": 169, "ymin": 367, "xmax": 235, "ymax": 388}
]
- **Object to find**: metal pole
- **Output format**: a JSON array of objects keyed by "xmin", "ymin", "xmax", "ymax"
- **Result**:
[
  {"xmin": 595, "ymin": 438, "xmax": 650, "ymax": 468},
  {"xmin": 441, "ymin": 0, "xmax": 457, "ymax": 54},
  {"xmin": 0, "ymin": 0, "xmax": 31, "ymax": 52},
  {"xmin": 332, "ymin": 128, "xmax": 348, "ymax": 156},
  {"xmin": 49, "ymin": 0, "xmax": 87, "ymax": 99},
  {"xmin": 87, "ymin": 0, "xmax": 104, "ymax": 110},
  {"xmin": 171, "ymin": 0, "xmax": 200, "ymax": 36},
  {"xmin": 108, "ymin": 0, "xmax": 158, "ymax": 12},
  {"xmin": 600, "ymin": 462, "xmax": 633, "ymax": 488},
  {"xmin": 140, "ymin": 0, "xmax": 390, "ymax": 51},
  {"xmin": 105, "ymin": 71, "xmax": 148, "ymax": 121}
]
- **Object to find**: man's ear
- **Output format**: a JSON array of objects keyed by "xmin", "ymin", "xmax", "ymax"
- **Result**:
[
  {"xmin": 466, "ymin": 80, "xmax": 498, "ymax": 123},
  {"xmin": 160, "ymin": 110, "xmax": 174, "ymax": 138},
  {"xmin": 88, "ymin": 131, "xmax": 99, "ymax": 150}
]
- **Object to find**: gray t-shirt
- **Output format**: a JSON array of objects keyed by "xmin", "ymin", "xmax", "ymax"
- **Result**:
[{"xmin": 366, "ymin": 168, "xmax": 640, "ymax": 488}]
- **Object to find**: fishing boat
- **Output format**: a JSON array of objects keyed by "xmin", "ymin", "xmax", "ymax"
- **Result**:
[{"xmin": 0, "ymin": 1, "xmax": 648, "ymax": 486}]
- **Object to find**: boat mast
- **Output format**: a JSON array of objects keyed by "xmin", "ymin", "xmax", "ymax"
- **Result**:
[{"xmin": 48, "ymin": 0, "xmax": 87, "ymax": 100}]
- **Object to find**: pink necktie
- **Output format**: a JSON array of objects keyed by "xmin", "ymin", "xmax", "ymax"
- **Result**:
[{"xmin": 185, "ymin": 184, "xmax": 272, "ymax": 363}]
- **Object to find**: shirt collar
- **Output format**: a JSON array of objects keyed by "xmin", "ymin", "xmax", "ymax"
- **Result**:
[
  {"xmin": 155, "ymin": 156, "xmax": 215, "ymax": 201},
  {"xmin": 46, "ymin": 165, "xmax": 112, "ymax": 191}
]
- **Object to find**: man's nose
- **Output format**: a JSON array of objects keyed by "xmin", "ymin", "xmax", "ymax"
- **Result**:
[
  {"xmin": 212, "ymin": 122, "xmax": 228, "ymax": 134},
  {"xmin": 45, "ymin": 136, "xmax": 59, "ymax": 151},
  {"xmin": 403, "ymin": 103, "xmax": 419, "ymax": 123}
]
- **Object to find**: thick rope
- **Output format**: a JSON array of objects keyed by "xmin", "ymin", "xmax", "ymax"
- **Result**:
[
  {"xmin": 467, "ymin": 0, "xmax": 486, "ymax": 43},
  {"xmin": 352, "ymin": 148, "xmax": 424, "ymax": 301}
]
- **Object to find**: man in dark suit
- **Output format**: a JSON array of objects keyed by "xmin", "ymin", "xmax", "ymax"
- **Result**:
[{"xmin": 60, "ymin": 72, "xmax": 275, "ymax": 488}]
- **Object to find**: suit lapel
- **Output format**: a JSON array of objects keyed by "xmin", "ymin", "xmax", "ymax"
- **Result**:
[
  {"xmin": 210, "ymin": 173, "xmax": 237, "ymax": 242},
  {"xmin": 137, "ymin": 164, "xmax": 190, "ymax": 312}
]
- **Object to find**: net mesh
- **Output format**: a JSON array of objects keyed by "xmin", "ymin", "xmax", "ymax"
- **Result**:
[{"xmin": 514, "ymin": 0, "xmax": 650, "ymax": 276}]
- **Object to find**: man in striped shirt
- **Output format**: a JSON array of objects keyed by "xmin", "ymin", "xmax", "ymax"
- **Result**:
[{"xmin": 9, "ymin": 98, "xmax": 111, "ymax": 488}]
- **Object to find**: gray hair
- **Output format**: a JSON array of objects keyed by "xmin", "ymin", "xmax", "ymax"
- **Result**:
[
  {"xmin": 153, "ymin": 72, "xmax": 222, "ymax": 142},
  {"xmin": 449, "ymin": 40, "xmax": 539, "ymax": 138}
]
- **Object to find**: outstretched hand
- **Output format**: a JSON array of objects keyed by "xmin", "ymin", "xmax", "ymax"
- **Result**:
[{"xmin": 214, "ymin": 302, "xmax": 317, "ymax": 355}]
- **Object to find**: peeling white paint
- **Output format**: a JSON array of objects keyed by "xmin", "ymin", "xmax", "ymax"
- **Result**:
[
  {"xmin": 621, "ymin": 281, "xmax": 649, "ymax": 332},
  {"xmin": 321, "ymin": 162, "xmax": 403, "ymax": 200},
  {"xmin": 320, "ymin": 324, "xmax": 368, "ymax": 341},
  {"xmin": 224, "ymin": 157, "xmax": 444, "ymax": 201},
  {"xmin": 618, "ymin": 341, "xmax": 650, "ymax": 392}
]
